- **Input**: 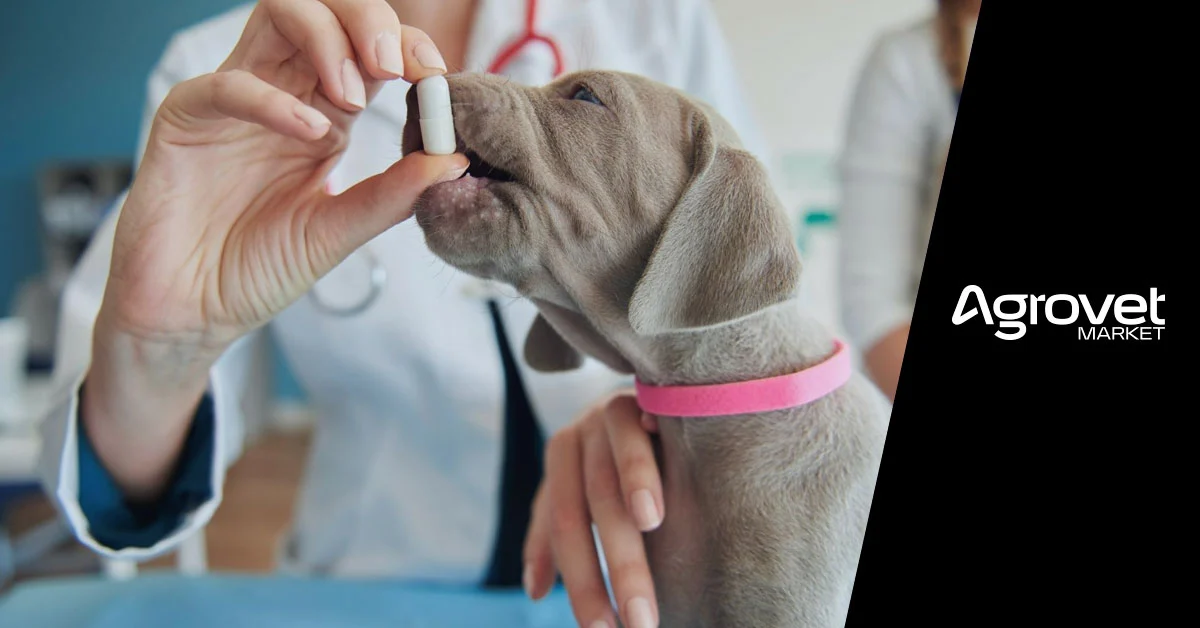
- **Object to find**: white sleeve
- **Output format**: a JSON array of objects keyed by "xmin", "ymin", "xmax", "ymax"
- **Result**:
[
  {"xmin": 673, "ymin": 0, "xmax": 774, "ymax": 168},
  {"xmin": 836, "ymin": 33, "xmax": 931, "ymax": 353},
  {"xmin": 34, "ymin": 33, "xmax": 273, "ymax": 561}
]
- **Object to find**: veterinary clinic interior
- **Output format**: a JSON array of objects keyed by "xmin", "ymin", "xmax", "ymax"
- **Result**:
[{"xmin": 1, "ymin": 0, "xmax": 976, "ymax": 625}]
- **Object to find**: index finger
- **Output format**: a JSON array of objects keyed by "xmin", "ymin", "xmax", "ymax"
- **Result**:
[
  {"xmin": 322, "ymin": 0, "xmax": 449, "ymax": 81},
  {"xmin": 545, "ymin": 427, "xmax": 619, "ymax": 628},
  {"xmin": 584, "ymin": 422, "xmax": 660, "ymax": 628},
  {"xmin": 603, "ymin": 395, "xmax": 665, "ymax": 532}
]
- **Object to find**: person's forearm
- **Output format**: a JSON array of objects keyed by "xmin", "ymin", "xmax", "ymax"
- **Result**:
[
  {"xmin": 864, "ymin": 323, "xmax": 910, "ymax": 402},
  {"xmin": 81, "ymin": 309, "xmax": 218, "ymax": 504}
]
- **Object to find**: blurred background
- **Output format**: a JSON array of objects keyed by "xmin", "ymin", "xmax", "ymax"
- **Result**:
[{"xmin": 1, "ymin": 0, "xmax": 930, "ymax": 588}]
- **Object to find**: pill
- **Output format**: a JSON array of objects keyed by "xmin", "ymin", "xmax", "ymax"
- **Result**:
[{"xmin": 416, "ymin": 75, "xmax": 456, "ymax": 155}]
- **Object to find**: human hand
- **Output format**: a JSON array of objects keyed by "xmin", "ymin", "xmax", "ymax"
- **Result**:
[
  {"xmin": 864, "ymin": 323, "xmax": 909, "ymax": 402},
  {"xmin": 524, "ymin": 391, "xmax": 665, "ymax": 628},
  {"xmin": 84, "ymin": 0, "xmax": 466, "ymax": 498},
  {"xmin": 100, "ymin": 0, "xmax": 467, "ymax": 362}
]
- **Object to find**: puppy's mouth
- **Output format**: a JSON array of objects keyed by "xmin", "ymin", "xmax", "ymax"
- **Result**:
[
  {"xmin": 401, "ymin": 105, "xmax": 518, "ymax": 185},
  {"xmin": 462, "ymin": 142, "xmax": 517, "ymax": 183}
]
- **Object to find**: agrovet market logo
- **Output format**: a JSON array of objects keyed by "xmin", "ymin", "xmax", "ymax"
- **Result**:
[{"xmin": 951, "ymin": 285, "xmax": 1166, "ymax": 341}]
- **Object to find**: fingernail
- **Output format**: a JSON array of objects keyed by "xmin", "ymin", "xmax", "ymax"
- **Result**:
[
  {"xmin": 342, "ymin": 59, "xmax": 366, "ymax": 109},
  {"xmin": 433, "ymin": 154, "xmax": 469, "ymax": 181},
  {"xmin": 414, "ymin": 41, "xmax": 447, "ymax": 72},
  {"xmin": 376, "ymin": 32, "xmax": 404, "ymax": 76},
  {"xmin": 631, "ymin": 489, "xmax": 661, "ymax": 531},
  {"xmin": 293, "ymin": 104, "xmax": 331, "ymax": 134},
  {"xmin": 627, "ymin": 597, "xmax": 656, "ymax": 628},
  {"xmin": 436, "ymin": 163, "xmax": 468, "ymax": 184},
  {"xmin": 588, "ymin": 621, "xmax": 611, "ymax": 628},
  {"xmin": 522, "ymin": 564, "xmax": 535, "ymax": 598}
]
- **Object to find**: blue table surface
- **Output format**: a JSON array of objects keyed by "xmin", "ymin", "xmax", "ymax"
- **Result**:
[{"xmin": 0, "ymin": 573, "xmax": 578, "ymax": 627}]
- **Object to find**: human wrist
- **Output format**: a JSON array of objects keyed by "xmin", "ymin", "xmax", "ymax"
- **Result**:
[
  {"xmin": 81, "ymin": 306, "xmax": 221, "ymax": 500},
  {"xmin": 90, "ymin": 306, "xmax": 222, "ymax": 401}
]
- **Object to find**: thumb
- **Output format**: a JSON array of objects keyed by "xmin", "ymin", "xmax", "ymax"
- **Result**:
[{"xmin": 311, "ymin": 151, "xmax": 468, "ymax": 265}]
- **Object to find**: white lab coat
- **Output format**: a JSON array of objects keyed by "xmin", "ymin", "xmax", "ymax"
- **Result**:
[
  {"xmin": 35, "ymin": 0, "xmax": 772, "ymax": 582},
  {"xmin": 836, "ymin": 16, "xmax": 960, "ymax": 355}
]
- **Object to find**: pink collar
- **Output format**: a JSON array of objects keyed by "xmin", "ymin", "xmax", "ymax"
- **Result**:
[{"xmin": 634, "ymin": 340, "xmax": 851, "ymax": 417}]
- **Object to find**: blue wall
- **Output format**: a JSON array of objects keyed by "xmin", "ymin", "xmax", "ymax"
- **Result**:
[{"xmin": 1, "ymin": 0, "xmax": 305, "ymax": 400}]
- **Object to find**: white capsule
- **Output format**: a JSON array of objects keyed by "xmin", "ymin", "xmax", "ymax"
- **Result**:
[{"xmin": 417, "ymin": 75, "xmax": 456, "ymax": 155}]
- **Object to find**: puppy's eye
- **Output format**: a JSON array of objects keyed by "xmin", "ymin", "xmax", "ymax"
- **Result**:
[{"xmin": 571, "ymin": 85, "xmax": 604, "ymax": 106}]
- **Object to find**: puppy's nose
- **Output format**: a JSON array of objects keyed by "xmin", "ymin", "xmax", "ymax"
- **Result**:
[{"xmin": 445, "ymin": 72, "xmax": 518, "ymax": 115}]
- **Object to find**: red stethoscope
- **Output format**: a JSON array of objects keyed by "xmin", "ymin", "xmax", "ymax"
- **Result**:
[{"xmin": 487, "ymin": 0, "xmax": 566, "ymax": 78}]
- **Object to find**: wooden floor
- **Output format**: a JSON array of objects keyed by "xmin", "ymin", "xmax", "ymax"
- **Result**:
[{"xmin": 3, "ymin": 425, "xmax": 313, "ymax": 584}]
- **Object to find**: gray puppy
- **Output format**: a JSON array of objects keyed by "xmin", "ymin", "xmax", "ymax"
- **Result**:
[{"xmin": 402, "ymin": 71, "xmax": 890, "ymax": 628}]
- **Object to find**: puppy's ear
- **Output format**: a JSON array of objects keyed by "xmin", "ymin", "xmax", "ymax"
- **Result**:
[
  {"xmin": 524, "ymin": 300, "xmax": 635, "ymax": 374},
  {"xmin": 628, "ymin": 109, "xmax": 801, "ymax": 336},
  {"xmin": 524, "ymin": 314, "xmax": 584, "ymax": 372}
]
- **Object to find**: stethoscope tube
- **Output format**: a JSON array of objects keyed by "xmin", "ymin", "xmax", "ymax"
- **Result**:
[
  {"xmin": 306, "ymin": 245, "xmax": 389, "ymax": 317},
  {"xmin": 488, "ymin": 0, "xmax": 566, "ymax": 77}
]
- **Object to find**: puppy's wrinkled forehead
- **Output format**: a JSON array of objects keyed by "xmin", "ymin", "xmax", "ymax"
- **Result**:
[{"xmin": 556, "ymin": 70, "xmax": 744, "ymax": 143}]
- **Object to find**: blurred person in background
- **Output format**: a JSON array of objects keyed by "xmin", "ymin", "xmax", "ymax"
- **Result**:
[
  {"xmin": 34, "ymin": 2, "xmax": 769, "ymax": 627},
  {"xmin": 836, "ymin": 0, "xmax": 979, "ymax": 401}
]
